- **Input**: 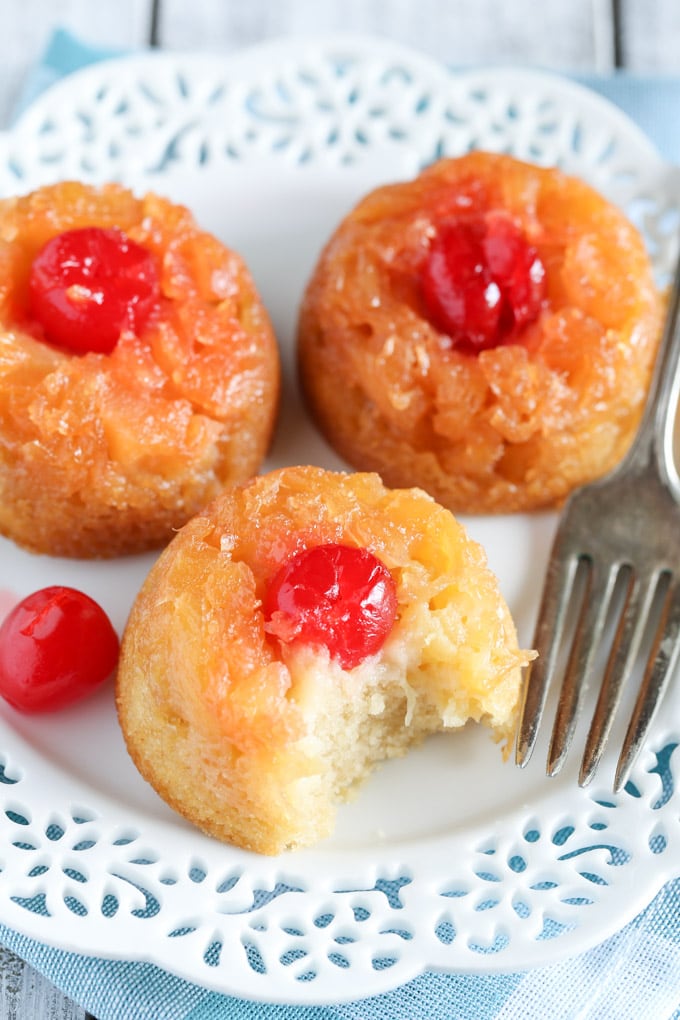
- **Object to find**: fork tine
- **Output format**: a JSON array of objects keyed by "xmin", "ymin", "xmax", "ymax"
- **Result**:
[
  {"xmin": 614, "ymin": 574, "xmax": 680, "ymax": 793},
  {"xmin": 578, "ymin": 566, "xmax": 653, "ymax": 787},
  {"xmin": 547, "ymin": 560, "xmax": 621, "ymax": 777},
  {"xmin": 515, "ymin": 550, "xmax": 581, "ymax": 767}
]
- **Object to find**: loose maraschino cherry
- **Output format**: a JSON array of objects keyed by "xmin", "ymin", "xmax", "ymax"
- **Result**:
[
  {"xmin": 263, "ymin": 543, "xmax": 398, "ymax": 669},
  {"xmin": 0, "ymin": 586, "xmax": 120, "ymax": 713},
  {"xmin": 29, "ymin": 227, "xmax": 160, "ymax": 354},
  {"xmin": 421, "ymin": 213, "xmax": 546, "ymax": 351}
]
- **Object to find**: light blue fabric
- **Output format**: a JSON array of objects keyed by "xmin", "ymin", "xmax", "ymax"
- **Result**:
[
  {"xmin": 2, "ymin": 29, "xmax": 680, "ymax": 1020},
  {"xmin": 577, "ymin": 73, "xmax": 680, "ymax": 165},
  {"xmin": 1, "ymin": 882, "xmax": 678, "ymax": 1019},
  {"xmin": 12, "ymin": 28, "xmax": 124, "ymax": 120}
]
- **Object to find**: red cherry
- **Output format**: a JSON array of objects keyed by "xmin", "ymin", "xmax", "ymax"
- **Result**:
[
  {"xmin": 0, "ymin": 586, "xmax": 120, "ymax": 713},
  {"xmin": 263, "ymin": 543, "xmax": 398, "ymax": 669},
  {"xmin": 29, "ymin": 227, "xmax": 160, "ymax": 354},
  {"xmin": 421, "ymin": 214, "xmax": 545, "ymax": 351}
]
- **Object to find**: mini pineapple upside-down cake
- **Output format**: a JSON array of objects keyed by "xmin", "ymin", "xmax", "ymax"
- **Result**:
[
  {"xmin": 298, "ymin": 151, "xmax": 662, "ymax": 514},
  {"xmin": 116, "ymin": 465, "xmax": 534, "ymax": 855},
  {"xmin": 0, "ymin": 181, "xmax": 279, "ymax": 557}
]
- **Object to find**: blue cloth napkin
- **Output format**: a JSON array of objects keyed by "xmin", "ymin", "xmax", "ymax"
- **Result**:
[{"xmin": 3, "ymin": 29, "xmax": 680, "ymax": 1020}]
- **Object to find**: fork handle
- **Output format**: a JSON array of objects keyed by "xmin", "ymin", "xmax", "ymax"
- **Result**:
[{"xmin": 626, "ymin": 245, "xmax": 680, "ymax": 488}]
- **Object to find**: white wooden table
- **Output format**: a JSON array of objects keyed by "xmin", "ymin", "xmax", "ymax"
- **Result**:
[
  {"xmin": 2, "ymin": 0, "xmax": 680, "ymax": 129},
  {"xmin": 0, "ymin": 0, "xmax": 678, "ymax": 1017}
]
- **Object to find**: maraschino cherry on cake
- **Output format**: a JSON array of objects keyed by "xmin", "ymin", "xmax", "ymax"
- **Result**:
[
  {"xmin": 298, "ymin": 151, "xmax": 662, "ymax": 514},
  {"xmin": 116, "ymin": 465, "xmax": 533, "ymax": 855},
  {"xmin": 0, "ymin": 181, "xmax": 279, "ymax": 557}
]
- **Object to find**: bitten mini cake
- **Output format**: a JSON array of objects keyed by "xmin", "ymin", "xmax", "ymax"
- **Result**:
[
  {"xmin": 0, "ymin": 181, "xmax": 279, "ymax": 557},
  {"xmin": 298, "ymin": 151, "xmax": 661, "ymax": 514},
  {"xmin": 116, "ymin": 465, "xmax": 533, "ymax": 855}
]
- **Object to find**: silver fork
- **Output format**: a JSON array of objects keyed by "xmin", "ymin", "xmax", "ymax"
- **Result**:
[{"xmin": 516, "ymin": 246, "xmax": 680, "ymax": 793}]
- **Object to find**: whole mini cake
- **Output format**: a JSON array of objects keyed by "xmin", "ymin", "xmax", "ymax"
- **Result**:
[
  {"xmin": 0, "ymin": 181, "xmax": 279, "ymax": 557},
  {"xmin": 297, "ymin": 151, "xmax": 662, "ymax": 514},
  {"xmin": 116, "ymin": 465, "xmax": 533, "ymax": 855}
]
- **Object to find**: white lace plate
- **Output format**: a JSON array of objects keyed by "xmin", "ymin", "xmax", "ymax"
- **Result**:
[{"xmin": 0, "ymin": 36, "xmax": 679, "ymax": 1005}]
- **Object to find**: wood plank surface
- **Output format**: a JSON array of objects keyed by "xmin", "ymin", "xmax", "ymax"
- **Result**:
[
  {"xmin": 0, "ymin": 1, "xmax": 678, "ymax": 1018},
  {"xmin": 619, "ymin": 0, "xmax": 680, "ymax": 69},
  {"xmin": 3, "ymin": 0, "xmax": 680, "ymax": 130},
  {"xmin": 0, "ymin": 945, "xmax": 86, "ymax": 1019},
  {"xmin": 0, "ymin": 0, "xmax": 151, "ymax": 126},
  {"xmin": 157, "ymin": 0, "xmax": 614, "ymax": 70}
]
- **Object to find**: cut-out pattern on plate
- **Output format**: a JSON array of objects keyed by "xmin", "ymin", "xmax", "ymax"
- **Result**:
[
  {"xmin": 0, "ymin": 37, "xmax": 679, "ymax": 1005},
  {"xmin": 0, "ymin": 743, "xmax": 678, "ymax": 1001}
]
